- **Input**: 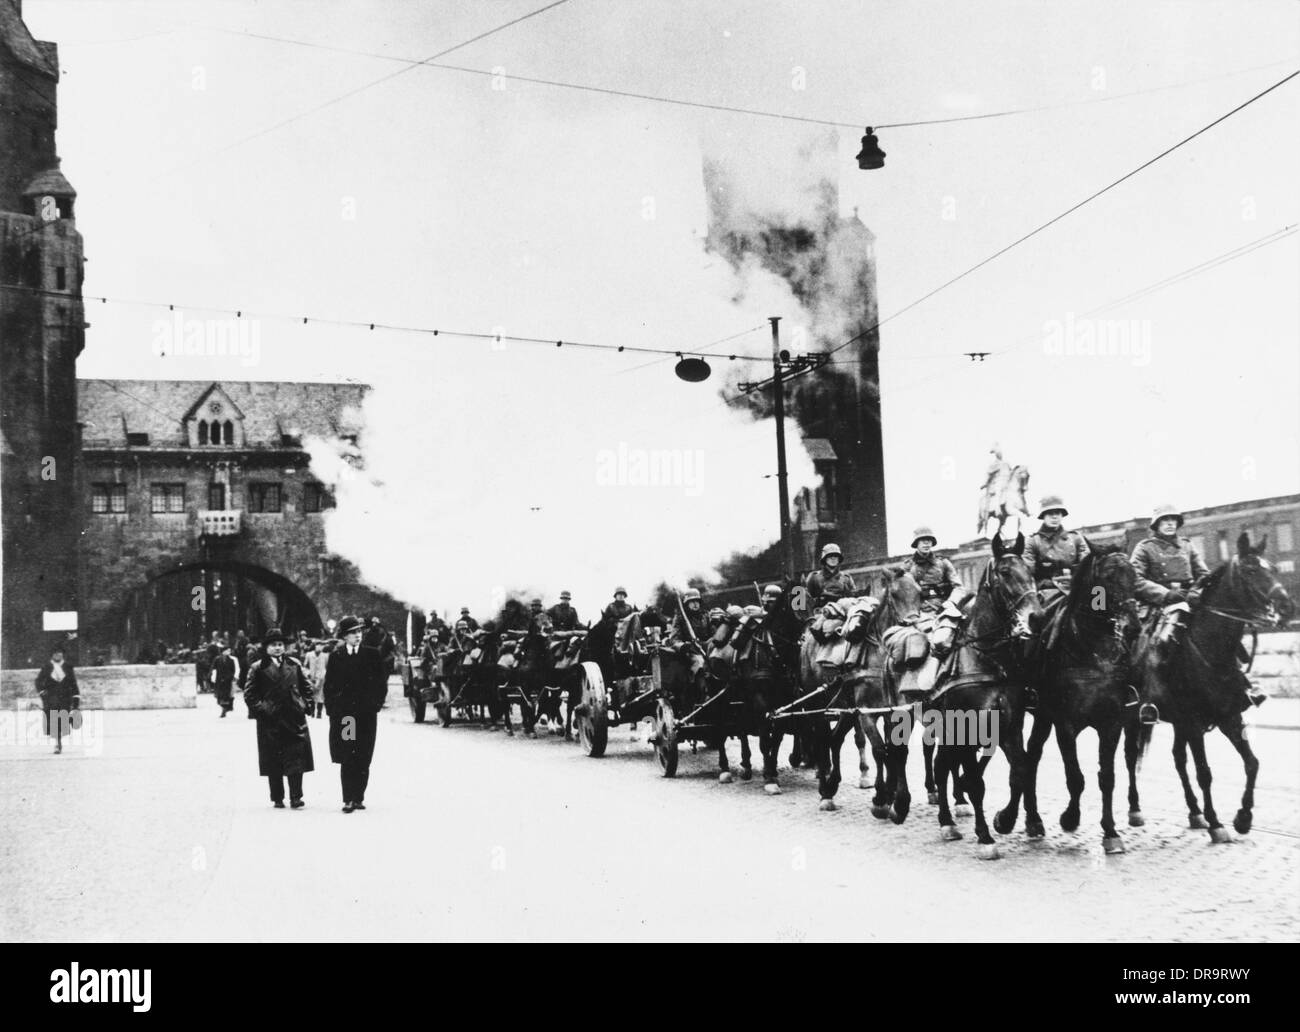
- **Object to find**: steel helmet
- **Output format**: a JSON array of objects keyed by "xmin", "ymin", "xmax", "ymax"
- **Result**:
[
  {"xmin": 682, "ymin": 588, "xmax": 702, "ymax": 603},
  {"xmin": 530, "ymin": 598, "xmax": 542, "ymax": 607},
  {"xmin": 559, "ymin": 590, "xmax": 571, "ymax": 601},
  {"xmin": 613, "ymin": 586, "xmax": 628, "ymax": 597},
  {"xmin": 1150, "ymin": 504, "xmax": 1185, "ymax": 531},
  {"xmin": 820, "ymin": 543, "xmax": 843, "ymax": 562},
  {"xmin": 1037, "ymin": 495, "xmax": 1069, "ymax": 519},
  {"xmin": 762, "ymin": 583, "xmax": 782, "ymax": 599},
  {"xmin": 706, "ymin": 607, "xmax": 726, "ymax": 623},
  {"xmin": 911, "ymin": 526, "xmax": 938, "ymax": 548}
]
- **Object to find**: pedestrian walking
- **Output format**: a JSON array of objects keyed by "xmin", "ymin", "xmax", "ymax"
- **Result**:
[
  {"xmin": 323, "ymin": 615, "xmax": 387, "ymax": 813},
  {"xmin": 304, "ymin": 639, "xmax": 328, "ymax": 717},
  {"xmin": 243, "ymin": 627, "xmax": 314, "ymax": 809},
  {"xmin": 35, "ymin": 646, "xmax": 80, "ymax": 755},
  {"xmin": 211, "ymin": 642, "xmax": 238, "ymax": 717}
]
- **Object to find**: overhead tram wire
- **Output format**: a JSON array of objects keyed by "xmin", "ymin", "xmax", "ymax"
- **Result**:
[
  {"xmin": 818, "ymin": 67, "xmax": 1300, "ymax": 364},
  {"xmin": 819, "ymin": 223, "xmax": 1300, "ymax": 369},
  {"xmin": 201, "ymin": 24, "xmax": 1299, "ymax": 132},
  {"xmin": 0, "ymin": 282, "xmax": 772, "ymax": 365},
  {"xmin": 865, "ymin": 224, "xmax": 1299, "ymax": 399},
  {"xmin": 151, "ymin": 0, "xmax": 571, "ymax": 177}
]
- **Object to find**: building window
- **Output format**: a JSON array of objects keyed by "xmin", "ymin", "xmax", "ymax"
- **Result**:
[
  {"xmin": 127, "ymin": 432, "xmax": 150, "ymax": 447},
  {"xmin": 55, "ymin": 266, "xmax": 66, "ymax": 290},
  {"xmin": 248, "ymin": 482, "xmax": 282, "ymax": 514},
  {"xmin": 303, "ymin": 483, "xmax": 330, "ymax": 513},
  {"xmin": 1217, "ymin": 530, "xmax": 1231, "ymax": 563},
  {"xmin": 1276, "ymin": 522, "xmax": 1295, "ymax": 554},
  {"xmin": 150, "ymin": 483, "xmax": 185, "ymax": 514},
  {"xmin": 198, "ymin": 421, "xmax": 209, "ymax": 445},
  {"xmin": 91, "ymin": 484, "xmax": 126, "ymax": 514},
  {"xmin": 1187, "ymin": 535, "xmax": 1205, "ymax": 561},
  {"xmin": 208, "ymin": 483, "xmax": 226, "ymax": 510},
  {"xmin": 224, "ymin": 420, "xmax": 234, "ymax": 444}
]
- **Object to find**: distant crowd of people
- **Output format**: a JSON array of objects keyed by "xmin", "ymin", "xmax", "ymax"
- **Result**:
[{"xmin": 192, "ymin": 618, "xmax": 400, "ymax": 718}]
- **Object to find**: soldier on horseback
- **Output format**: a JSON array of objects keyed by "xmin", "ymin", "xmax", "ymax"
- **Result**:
[
  {"xmin": 547, "ymin": 590, "xmax": 581, "ymax": 631},
  {"xmin": 602, "ymin": 587, "xmax": 635, "ymax": 623},
  {"xmin": 458, "ymin": 607, "xmax": 479, "ymax": 633},
  {"xmin": 804, "ymin": 543, "xmax": 858, "ymax": 611},
  {"xmin": 1130, "ymin": 504, "xmax": 1212, "ymax": 722},
  {"xmin": 902, "ymin": 527, "xmax": 964, "ymax": 616},
  {"xmin": 527, "ymin": 598, "xmax": 551, "ymax": 634},
  {"xmin": 1025, "ymin": 495, "xmax": 1091, "ymax": 597}
]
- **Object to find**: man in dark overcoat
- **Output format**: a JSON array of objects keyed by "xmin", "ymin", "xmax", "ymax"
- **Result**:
[
  {"xmin": 212, "ymin": 642, "xmax": 238, "ymax": 717},
  {"xmin": 323, "ymin": 614, "xmax": 388, "ymax": 813},
  {"xmin": 243, "ymin": 627, "xmax": 314, "ymax": 808},
  {"xmin": 35, "ymin": 646, "xmax": 80, "ymax": 755}
]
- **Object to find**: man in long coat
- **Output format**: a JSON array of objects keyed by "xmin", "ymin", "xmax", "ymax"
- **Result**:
[
  {"xmin": 323, "ymin": 614, "xmax": 388, "ymax": 813},
  {"xmin": 243, "ymin": 628, "xmax": 315, "ymax": 808},
  {"xmin": 212, "ymin": 643, "xmax": 238, "ymax": 717},
  {"xmin": 35, "ymin": 646, "xmax": 80, "ymax": 755}
]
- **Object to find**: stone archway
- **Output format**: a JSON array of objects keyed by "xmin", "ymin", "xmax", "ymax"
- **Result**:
[{"xmin": 116, "ymin": 561, "xmax": 322, "ymax": 662}]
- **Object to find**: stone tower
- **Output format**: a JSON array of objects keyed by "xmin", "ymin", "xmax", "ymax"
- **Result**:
[
  {"xmin": 1, "ymin": 0, "xmax": 85, "ymax": 666},
  {"xmin": 703, "ymin": 130, "xmax": 888, "ymax": 568}
]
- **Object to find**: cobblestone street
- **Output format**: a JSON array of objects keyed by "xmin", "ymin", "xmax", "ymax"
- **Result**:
[{"xmin": 2, "ymin": 690, "xmax": 1295, "ymax": 942}]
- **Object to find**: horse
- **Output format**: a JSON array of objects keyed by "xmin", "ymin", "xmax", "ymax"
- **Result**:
[
  {"xmin": 992, "ymin": 543, "xmax": 1141, "ymax": 852},
  {"xmin": 1129, "ymin": 532, "xmax": 1294, "ymax": 841},
  {"xmin": 930, "ymin": 533, "xmax": 1041, "ymax": 859},
  {"xmin": 717, "ymin": 582, "xmax": 807, "ymax": 793},
  {"xmin": 537, "ymin": 629, "xmax": 588, "ymax": 739},
  {"xmin": 502, "ymin": 618, "xmax": 557, "ymax": 738},
  {"xmin": 796, "ymin": 570, "xmax": 924, "ymax": 814}
]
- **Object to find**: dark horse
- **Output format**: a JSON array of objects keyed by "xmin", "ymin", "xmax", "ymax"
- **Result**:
[
  {"xmin": 718, "ymin": 582, "xmax": 807, "ymax": 793},
  {"xmin": 502, "ymin": 620, "xmax": 556, "ymax": 738},
  {"xmin": 930, "ymin": 533, "xmax": 1041, "ymax": 859},
  {"xmin": 1130, "ymin": 532, "xmax": 1294, "ymax": 842},
  {"xmin": 993, "ymin": 543, "xmax": 1141, "ymax": 852},
  {"xmin": 798, "ymin": 570, "xmax": 925, "ymax": 817}
]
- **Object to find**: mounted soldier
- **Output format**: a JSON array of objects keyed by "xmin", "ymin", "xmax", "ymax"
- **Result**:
[
  {"xmin": 1025, "ymin": 495, "xmax": 1091, "ymax": 598},
  {"xmin": 526, "ymin": 598, "xmax": 551, "ymax": 635},
  {"xmin": 458, "ymin": 607, "xmax": 480, "ymax": 632},
  {"xmin": 546, "ymin": 590, "xmax": 581, "ymax": 631},
  {"xmin": 668, "ymin": 589, "xmax": 709, "ymax": 647},
  {"xmin": 804, "ymin": 543, "xmax": 858, "ymax": 612},
  {"xmin": 1131, "ymin": 505, "xmax": 1212, "ymax": 721},
  {"xmin": 902, "ymin": 527, "xmax": 964, "ymax": 616},
  {"xmin": 602, "ymin": 587, "xmax": 635, "ymax": 623}
]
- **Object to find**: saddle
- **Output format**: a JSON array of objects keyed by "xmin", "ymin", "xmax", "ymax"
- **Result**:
[{"xmin": 806, "ymin": 597, "xmax": 878, "ymax": 673}]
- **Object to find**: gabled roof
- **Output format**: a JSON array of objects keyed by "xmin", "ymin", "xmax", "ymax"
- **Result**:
[
  {"xmin": 0, "ymin": 1, "xmax": 59, "ymax": 78},
  {"xmin": 78, "ymin": 379, "xmax": 370, "ymax": 448},
  {"xmin": 182, "ymin": 382, "xmax": 245, "ymax": 423}
]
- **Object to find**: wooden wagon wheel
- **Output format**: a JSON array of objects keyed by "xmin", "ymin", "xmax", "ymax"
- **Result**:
[
  {"xmin": 576, "ymin": 661, "xmax": 608, "ymax": 757},
  {"xmin": 653, "ymin": 696, "xmax": 679, "ymax": 777}
]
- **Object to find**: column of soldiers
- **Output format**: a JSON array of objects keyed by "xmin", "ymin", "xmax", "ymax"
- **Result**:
[{"xmin": 415, "ymin": 494, "xmax": 1254, "ymax": 727}]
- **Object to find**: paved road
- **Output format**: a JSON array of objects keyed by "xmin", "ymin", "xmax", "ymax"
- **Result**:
[{"xmin": 1, "ymin": 692, "xmax": 1295, "ymax": 942}]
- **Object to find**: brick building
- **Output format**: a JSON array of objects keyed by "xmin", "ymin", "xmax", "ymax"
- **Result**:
[
  {"xmin": 78, "ymin": 379, "xmax": 412, "ymax": 664},
  {"xmin": 1, "ymin": 0, "xmax": 84, "ymax": 667}
]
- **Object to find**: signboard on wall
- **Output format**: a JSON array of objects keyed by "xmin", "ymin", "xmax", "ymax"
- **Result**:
[{"xmin": 42, "ymin": 611, "xmax": 79, "ymax": 632}]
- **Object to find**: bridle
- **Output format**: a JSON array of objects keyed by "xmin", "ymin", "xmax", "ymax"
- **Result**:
[
  {"xmin": 955, "ymin": 556, "xmax": 1037, "ymax": 656},
  {"xmin": 1198, "ymin": 558, "xmax": 1289, "ymax": 629}
]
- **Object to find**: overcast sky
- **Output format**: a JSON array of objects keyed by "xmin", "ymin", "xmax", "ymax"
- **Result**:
[{"xmin": 28, "ymin": 0, "xmax": 1300, "ymax": 614}]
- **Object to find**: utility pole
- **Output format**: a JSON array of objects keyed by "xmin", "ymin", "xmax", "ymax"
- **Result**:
[
  {"xmin": 739, "ymin": 320, "xmax": 828, "ymax": 581},
  {"xmin": 770, "ymin": 317, "xmax": 794, "ymax": 580}
]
